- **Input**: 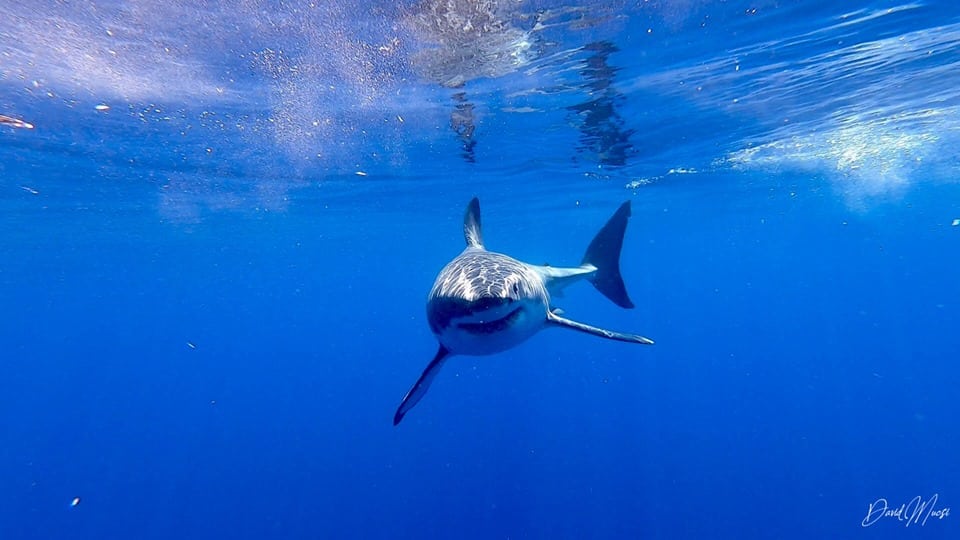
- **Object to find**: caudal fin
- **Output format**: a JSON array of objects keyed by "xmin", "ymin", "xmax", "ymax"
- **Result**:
[{"xmin": 581, "ymin": 201, "xmax": 634, "ymax": 309}]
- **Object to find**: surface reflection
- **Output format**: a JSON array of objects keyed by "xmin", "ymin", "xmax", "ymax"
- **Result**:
[
  {"xmin": 405, "ymin": 0, "xmax": 537, "ymax": 164},
  {"xmin": 567, "ymin": 41, "xmax": 635, "ymax": 168},
  {"xmin": 450, "ymin": 91, "xmax": 478, "ymax": 163}
]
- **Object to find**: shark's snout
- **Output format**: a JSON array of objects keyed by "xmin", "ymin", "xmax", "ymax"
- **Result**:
[{"xmin": 470, "ymin": 293, "xmax": 515, "ymax": 310}]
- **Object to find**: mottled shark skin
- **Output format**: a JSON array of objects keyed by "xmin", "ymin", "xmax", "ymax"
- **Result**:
[{"xmin": 394, "ymin": 198, "xmax": 653, "ymax": 425}]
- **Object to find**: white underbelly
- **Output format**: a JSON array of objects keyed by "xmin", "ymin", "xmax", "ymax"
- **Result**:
[{"xmin": 437, "ymin": 304, "xmax": 546, "ymax": 356}]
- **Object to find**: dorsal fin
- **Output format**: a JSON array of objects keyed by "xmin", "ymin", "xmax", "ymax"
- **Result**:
[{"xmin": 463, "ymin": 197, "xmax": 484, "ymax": 248}]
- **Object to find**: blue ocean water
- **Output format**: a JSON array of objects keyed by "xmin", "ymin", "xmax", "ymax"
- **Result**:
[{"xmin": 2, "ymin": 0, "xmax": 959, "ymax": 538}]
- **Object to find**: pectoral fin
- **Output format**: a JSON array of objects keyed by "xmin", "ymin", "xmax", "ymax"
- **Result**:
[
  {"xmin": 546, "ymin": 310, "xmax": 654, "ymax": 345},
  {"xmin": 393, "ymin": 346, "xmax": 450, "ymax": 425}
]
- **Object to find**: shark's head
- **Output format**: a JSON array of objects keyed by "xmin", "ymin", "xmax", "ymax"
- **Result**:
[{"xmin": 427, "ymin": 250, "xmax": 549, "ymax": 355}]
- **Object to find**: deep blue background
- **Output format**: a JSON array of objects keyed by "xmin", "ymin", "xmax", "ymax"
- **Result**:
[{"xmin": 2, "ymin": 1, "xmax": 959, "ymax": 538}]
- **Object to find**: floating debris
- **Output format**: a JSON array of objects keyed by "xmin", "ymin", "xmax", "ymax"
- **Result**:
[
  {"xmin": 0, "ymin": 114, "xmax": 34, "ymax": 129},
  {"xmin": 952, "ymin": 219, "xmax": 959, "ymax": 227},
  {"xmin": 187, "ymin": 341, "xmax": 197, "ymax": 349},
  {"xmin": 20, "ymin": 186, "xmax": 39, "ymax": 195},
  {"xmin": 355, "ymin": 171, "xmax": 368, "ymax": 176},
  {"xmin": 70, "ymin": 497, "xmax": 81, "ymax": 507},
  {"xmin": 95, "ymin": 104, "xmax": 110, "ymax": 111}
]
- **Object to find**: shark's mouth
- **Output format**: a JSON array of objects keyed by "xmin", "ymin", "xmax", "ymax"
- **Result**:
[{"xmin": 456, "ymin": 306, "xmax": 522, "ymax": 335}]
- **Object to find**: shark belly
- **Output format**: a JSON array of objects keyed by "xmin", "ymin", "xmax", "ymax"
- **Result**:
[{"xmin": 430, "ymin": 297, "xmax": 547, "ymax": 355}]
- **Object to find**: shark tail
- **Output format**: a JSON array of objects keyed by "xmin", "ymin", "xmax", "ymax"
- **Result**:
[{"xmin": 581, "ymin": 201, "xmax": 635, "ymax": 309}]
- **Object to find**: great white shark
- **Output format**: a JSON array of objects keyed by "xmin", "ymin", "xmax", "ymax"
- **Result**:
[{"xmin": 394, "ymin": 198, "xmax": 653, "ymax": 425}]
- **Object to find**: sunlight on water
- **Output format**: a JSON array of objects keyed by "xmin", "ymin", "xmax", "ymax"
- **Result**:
[
  {"xmin": 2, "ymin": 0, "xmax": 959, "ymax": 211},
  {"xmin": 625, "ymin": 4, "xmax": 960, "ymax": 204},
  {"xmin": 726, "ymin": 108, "xmax": 952, "ymax": 204},
  {"xmin": 405, "ymin": 0, "xmax": 538, "ymax": 88},
  {"xmin": 0, "ymin": 1, "xmax": 246, "ymax": 103}
]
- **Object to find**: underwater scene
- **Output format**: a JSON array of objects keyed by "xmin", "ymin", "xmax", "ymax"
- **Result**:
[{"xmin": 1, "ymin": 1, "xmax": 958, "ymax": 538}]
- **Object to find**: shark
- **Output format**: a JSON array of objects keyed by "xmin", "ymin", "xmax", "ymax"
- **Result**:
[{"xmin": 393, "ymin": 198, "xmax": 653, "ymax": 425}]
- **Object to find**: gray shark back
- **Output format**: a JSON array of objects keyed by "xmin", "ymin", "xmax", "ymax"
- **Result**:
[{"xmin": 429, "ymin": 250, "xmax": 545, "ymax": 306}]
